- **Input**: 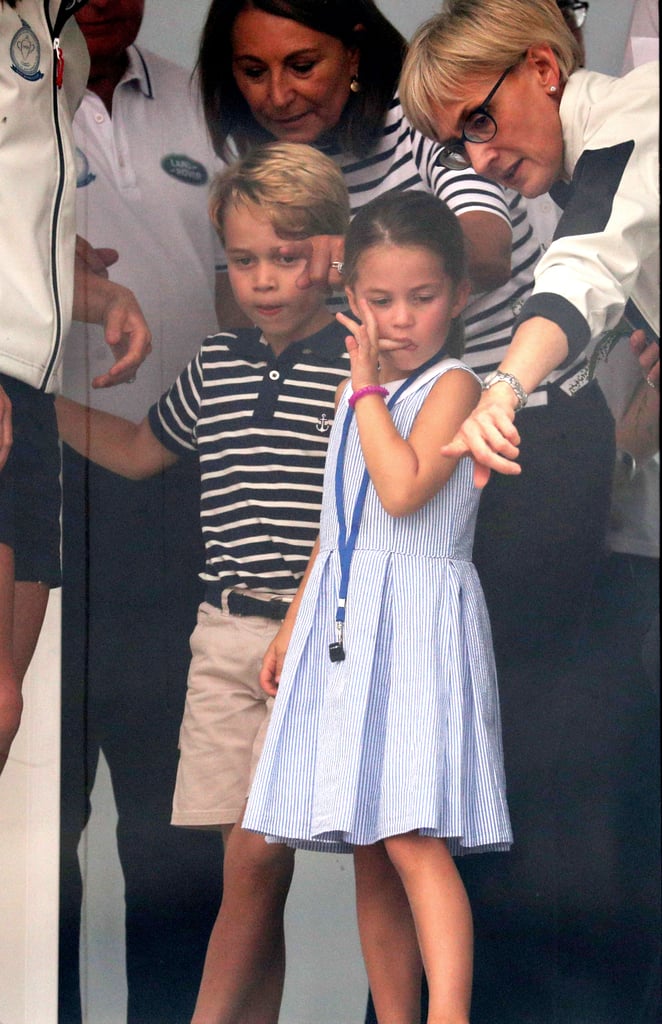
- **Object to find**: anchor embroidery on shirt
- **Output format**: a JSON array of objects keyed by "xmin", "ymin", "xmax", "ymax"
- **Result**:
[{"xmin": 316, "ymin": 413, "xmax": 331, "ymax": 433}]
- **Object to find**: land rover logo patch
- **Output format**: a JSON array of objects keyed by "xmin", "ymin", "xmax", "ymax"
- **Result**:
[
  {"xmin": 10, "ymin": 20, "xmax": 44, "ymax": 82},
  {"xmin": 161, "ymin": 155, "xmax": 208, "ymax": 186}
]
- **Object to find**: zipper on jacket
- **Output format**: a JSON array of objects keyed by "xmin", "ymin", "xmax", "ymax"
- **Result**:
[{"xmin": 41, "ymin": 2, "xmax": 68, "ymax": 391}]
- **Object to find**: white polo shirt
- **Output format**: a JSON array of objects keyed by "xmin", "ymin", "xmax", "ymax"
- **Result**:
[{"xmin": 62, "ymin": 46, "xmax": 224, "ymax": 421}]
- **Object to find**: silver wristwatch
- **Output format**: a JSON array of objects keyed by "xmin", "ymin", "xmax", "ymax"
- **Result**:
[{"xmin": 482, "ymin": 370, "xmax": 528, "ymax": 411}]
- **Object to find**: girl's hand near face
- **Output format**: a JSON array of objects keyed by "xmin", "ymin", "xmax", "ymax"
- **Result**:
[
  {"xmin": 337, "ymin": 302, "xmax": 410, "ymax": 390},
  {"xmin": 336, "ymin": 303, "xmax": 381, "ymax": 390}
]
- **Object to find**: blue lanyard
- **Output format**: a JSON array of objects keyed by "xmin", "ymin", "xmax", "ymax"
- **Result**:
[{"xmin": 329, "ymin": 355, "xmax": 443, "ymax": 662}]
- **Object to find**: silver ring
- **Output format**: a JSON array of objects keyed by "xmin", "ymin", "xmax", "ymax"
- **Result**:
[
  {"xmin": 645, "ymin": 374, "xmax": 657, "ymax": 390},
  {"xmin": 330, "ymin": 261, "xmax": 344, "ymax": 274},
  {"xmin": 126, "ymin": 376, "xmax": 136, "ymax": 384}
]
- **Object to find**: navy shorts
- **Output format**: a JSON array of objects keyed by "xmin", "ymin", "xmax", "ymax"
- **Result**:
[{"xmin": 0, "ymin": 374, "xmax": 62, "ymax": 587}]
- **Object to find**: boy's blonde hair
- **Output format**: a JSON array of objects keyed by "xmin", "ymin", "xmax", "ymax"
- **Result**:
[
  {"xmin": 401, "ymin": 0, "xmax": 582, "ymax": 141},
  {"xmin": 210, "ymin": 142, "xmax": 350, "ymax": 242}
]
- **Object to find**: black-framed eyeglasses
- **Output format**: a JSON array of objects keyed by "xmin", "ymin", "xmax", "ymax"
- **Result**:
[
  {"xmin": 437, "ymin": 65, "xmax": 515, "ymax": 171},
  {"xmin": 557, "ymin": 1, "xmax": 589, "ymax": 30}
]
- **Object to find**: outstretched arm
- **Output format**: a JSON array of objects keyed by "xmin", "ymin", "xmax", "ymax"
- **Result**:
[
  {"xmin": 458, "ymin": 209, "xmax": 512, "ymax": 293},
  {"xmin": 276, "ymin": 236, "xmax": 346, "ymax": 293},
  {"xmin": 72, "ymin": 240, "xmax": 153, "ymax": 388},
  {"xmin": 440, "ymin": 316, "xmax": 569, "ymax": 487},
  {"xmin": 56, "ymin": 397, "xmax": 178, "ymax": 480},
  {"xmin": 337, "ymin": 303, "xmax": 481, "ymax": 515},
  {"xmin": 278, "ymin": 211, "xmax": 510, "ymax": 296}
]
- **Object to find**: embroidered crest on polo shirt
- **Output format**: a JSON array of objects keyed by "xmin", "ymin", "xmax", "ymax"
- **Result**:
[
  {"xmin": 10, "ymin": 20, "xmax": 44, "ymax": 82},
  {"xmin": 75, "ymin": 147, "xmax": 96, "ymax": 188},
  {"xmin": 161, "ymin": 154, "xmax": 209, "ymax": 186}
]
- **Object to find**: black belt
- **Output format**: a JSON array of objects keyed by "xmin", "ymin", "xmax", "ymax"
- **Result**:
[{"xmin": 205, "ymin": 585, "xmax": 291, "ymax": 621}]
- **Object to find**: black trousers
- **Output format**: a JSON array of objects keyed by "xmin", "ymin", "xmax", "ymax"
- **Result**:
[
  {"xmin": 58, "ymin": 449, "xmax": 223, "ymax": 1024},
  {"xmin": 367, "ymin": 384, "xmax": 660, "ymax": 1023}
]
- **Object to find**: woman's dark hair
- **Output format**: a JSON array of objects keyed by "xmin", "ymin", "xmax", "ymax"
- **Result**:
[
  {"xmin": 197, "ymin": 0, "xmax": 406, "ymax": 160},
  {"xmin": 344, "ymin": 190, "xmax": 468, "ymax": 358}
]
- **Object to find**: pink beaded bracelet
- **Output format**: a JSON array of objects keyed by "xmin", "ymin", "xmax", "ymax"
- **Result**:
[{"xmin": 348, "ymin": 384, "xmax": 389, "ymax": 408}]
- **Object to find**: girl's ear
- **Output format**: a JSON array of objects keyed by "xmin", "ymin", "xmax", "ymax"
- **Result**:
[
  {"xmin": 451, "ymin": 278, "xmax": 471, "ymax": 319},
  {"xmin": 345, "ymin": 285, "xmax": 361, "ymax": 320}
]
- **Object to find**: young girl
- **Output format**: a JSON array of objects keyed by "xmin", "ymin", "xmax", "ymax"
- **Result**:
[{"xmin": 243, "ymin": 189, "xmax": 513, "ymax": 1024}]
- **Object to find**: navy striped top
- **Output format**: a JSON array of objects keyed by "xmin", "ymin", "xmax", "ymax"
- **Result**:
[{"xmin": 148, "ymin": 321, "xmax": 350, "ymax": 596}]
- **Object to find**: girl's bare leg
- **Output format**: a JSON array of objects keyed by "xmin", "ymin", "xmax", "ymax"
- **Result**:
[
  {"xmin": 192, "ymin": 812, "xmax": 295, "ymax": 1024},
  {"xmin": 354, "ymin": 841, "xmax": 423, "ymax": 1024},
  {"xmin": 384, "ymin": 833, "xmax": 473, "ymax": 1024}
]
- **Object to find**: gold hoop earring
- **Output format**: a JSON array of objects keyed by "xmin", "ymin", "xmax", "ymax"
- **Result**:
[{"xmin": 350, "ymin": 75, "xmax": 361, "ymax": 94}]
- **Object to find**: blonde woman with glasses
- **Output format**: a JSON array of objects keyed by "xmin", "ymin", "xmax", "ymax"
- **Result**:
[{"xmin": 401, "ymin": 0, "xmax": 658, "ymax": 484}]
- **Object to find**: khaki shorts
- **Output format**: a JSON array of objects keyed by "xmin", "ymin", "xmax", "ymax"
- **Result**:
[{"xmin": 171, "ymin": 601, "xmax": 282, "ymax": 828}]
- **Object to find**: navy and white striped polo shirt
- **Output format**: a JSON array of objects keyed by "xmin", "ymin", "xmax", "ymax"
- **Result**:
[{"xmin": 148, "ymin": 320, "xmax": 350, "ymax": 597}]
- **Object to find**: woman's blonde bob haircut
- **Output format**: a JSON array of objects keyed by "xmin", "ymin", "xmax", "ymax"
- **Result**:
[
  {"xmin": 210, "ymin": 142, "xmax": 350, "ymax": 242},
  {"xmin": 400, "ymin": 0, "xmax": 582, "ymax": 141}
]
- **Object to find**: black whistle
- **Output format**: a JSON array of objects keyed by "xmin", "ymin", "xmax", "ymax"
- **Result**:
[{"xmin": 329, "ymin": 642, "xmax": 345, "ymax": 663}]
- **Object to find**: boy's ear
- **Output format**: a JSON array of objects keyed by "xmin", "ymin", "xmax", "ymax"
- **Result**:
[
  {"xmin": 451, "ymin": 278, "xmax": 471, "ymax": 319},
  {"xmin": 345, "ymin": 285, "xmax": 361, "ymax": 320}
]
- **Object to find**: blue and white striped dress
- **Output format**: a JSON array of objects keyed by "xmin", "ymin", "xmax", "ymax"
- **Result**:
[{"xmin": 243, "ymin": 359, "xmax": 512, "ymax": 856}]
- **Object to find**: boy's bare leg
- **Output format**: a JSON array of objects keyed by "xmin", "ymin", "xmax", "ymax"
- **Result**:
[
  {"xmin": 192, "ymin": 810, "xmax": 295, "ymax": 1024},
  {"xmin": 0, "ymin": 544, "xmax": 49, "ymax": 774},
  {"xmin": 354, "ymin": 840, "xmax": 423, "ymax": 1024}
]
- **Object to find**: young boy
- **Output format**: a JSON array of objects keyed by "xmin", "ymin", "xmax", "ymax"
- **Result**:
[{"xmin": 56, "ymin": 141, "xmax": 351, "ymax": 1022}]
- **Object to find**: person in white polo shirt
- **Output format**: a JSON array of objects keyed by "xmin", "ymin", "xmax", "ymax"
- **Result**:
[{"xmin": 57, "ymin": 3, "xmax": 224, "ymax": 1022}]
